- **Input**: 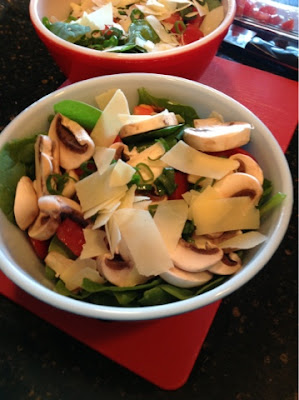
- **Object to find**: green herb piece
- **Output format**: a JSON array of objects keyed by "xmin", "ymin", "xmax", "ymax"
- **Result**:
[
  {"xmin": 121, "ymin": 124, "xmax": 183, "ymax": 145},
  {"xmin": 160, "ymin": 284, "xmax": 195, "ymax": 300},
  {"xmin": 182, "ymin": 219, "xmax": 196, "ymax": 241},
  {"xmin": 48, "ymin": 235, "xmax": 76, "ymax": 259},
  {"xmin": 205, "ymin": 0, "xmax": 222, "ymax": 10},
  {"xmin": 195, "ymin": 276, "xmax": 227, "ymax": 295},
  {"xmin": 42, "ymin": 17, "xmax": 91, "ymax": 43},
  {"xmin": 46, "ymin": 173, "xmax": 77, "ymax": 195},
  {"xmin": 148, "ymin": 204, "xmax": 158, "ymax": 217},
  {"xmin": 54, "ymin": 100, "xmax": 102, "ymax": 131},
  {"xmin": 138, "ymin": 286, "xmax": 175, "ymax": 306},
  {"xmin": 128, "ymin": 19, "xmax": 160, "ymax": 44},
  {"xmin": 136, "ymin": 162, "xmax": 154, "ymax": 183},
  {"xmin": 154, "ymin": 167, "xmax": 177, "ymax": 196},
  {"xmin": 130, "ymin": 8, "xmax": 145, "ymax": 21},
  {"xmin": 259, "ymin": 192, "xmax": 287, "ymax": 217},
  {"xmin": 137, "ymin": 88, "xmax": 199, "ymax": 125}
]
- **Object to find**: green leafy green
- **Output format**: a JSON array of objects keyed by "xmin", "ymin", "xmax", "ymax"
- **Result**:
[
  {"xmin": 206, "ymin": 0, "xmax": 222, "ymax": 10},
  {"xmin": 42, "ymin": 17, "xmax": 91, "ymax": 43},
  {"xmin": 0, "ymin": 134, "xmax": 38, "ymax": 223},
  {"xmin": 137, "ymin": 88, "xmax": 199, "ymax": 125},
  {"xmin": 128, "ymin": 19, "xmax": 160, "ymax": 44},
  {"xmin": 154, "ymin": 167, "xmax": 177, "ymax": 196}
]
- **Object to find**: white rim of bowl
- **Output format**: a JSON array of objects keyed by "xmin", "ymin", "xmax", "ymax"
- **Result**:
[
  {"xmin": 0, "ymin": 73, "xmax": 293, "ymax": 321},
  {"xmin": 29, "ymin": 0, "xmax": 236, "ymax": 60}
]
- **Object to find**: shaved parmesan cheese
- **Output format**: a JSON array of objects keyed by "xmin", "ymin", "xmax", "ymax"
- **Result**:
[
  {"xmin": 119, "ymin": 184, "xmax": 136, "ymax": 209},
  {"xmin": 161, "ymin": 140, "xmax": 240, "ymax": 179},
  {"xmin": 135, "ymin": 37, "xmax": 155, "ymax": 52},
  {"xmin": 75, "ymin": 165, "xmax": 127, "ymax": 213},
  {"xmin": 91, "ymin": 89, "xmax": 130, "ymax": 147},
  {"xmin": 61, "ymin": 258, "xmax": 104, "ymax": 291},
  {"xmin": 93, "ymin": 211, "xmax": 114, "ymax": 229},
  {"xmin": 200, "ymin": 6, "xmax": 224, "ymax": 36},
  {"xmin": 219, "ymin": 231, "xmax": 267, "ymax": 250},
  {"xmin": 113, "ymin": 208, "xmax": 174, "ymax": 275},
  {"xmin": 80, "ymin": 229, "xmax": 108, "ymax": 259},
  {"xmin": 84, "ymin": 193, "xmax": 123, "ymax": 218},
  {"xmin": 192, "ymin": 197, "xmax": 260, "ymax": 235},
  {"xmin": 93, "ymin": 146, "xmax": 116, "ymax": 175},
  {"xmin": 153, "ymin": 199, "xmax": 188, "ymax": 253},
  {"xmin": 117, "ymin": 114, "xmax": 153, "ymax": 125},
  {"xmin": 45, "ymin": 251, "xmax": 73, "ymax": 278},
  {"xmin": 77, "ymin": 3, "xmax": 114, "ymax": 30},
  {"xmin": 106, "ymin": 214, "xmax": 121, "ymax": 256},
  {"xmin": 109, "ymin": 159, "xmax": 136, "ymax": 187},
  {"xmin": 146, "ymin": 15, "xmax": 179, "ymax": 44},
  {"xmin": 95, "ymin": 88, "xmax": 118, "ymax": 110}
]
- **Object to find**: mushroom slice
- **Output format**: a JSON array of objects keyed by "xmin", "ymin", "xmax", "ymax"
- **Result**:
[
  {"xmin": 35, "ymin": 134, "xmax": 54, "ymax": 197},
  {"xmin": 160, "ymin": 266, "xmax": 213, "ymax": 288},
  {"xmin": 52, "ymin": 113, "xmax": 95, "ymax": 170},
  {"xmin": 208, "ymin": 252, "xmax": 242, "ymax": 275},
  {"xmin": 119, "ymin": 111, "xmax": 178, "ymax": 140},
  {"xmin": 213, "ymin": 172, "xmax": 263, "ymax": 205},
  {"xmin": 14, "ymin": 176, "xmax": 39, "ymax": 231},
  {"xmin": 61, "ymin": 170, "xmax": 79, "ymax": 198},
  {"xmin": 193, "ymin": 117, "xmax": 222, "ymax": 128},
  {"xmin": 171, "ymin": 239, "xmax": 223, "ymax": 272},
  {"xmin": 28, "ymin": 212, "xmax": 60, "ymax": 241},
  {"xmin": 38, "ymin": 195, "xmax": 82, "ymax": 221},
  {"xmin": 100, "ymin": 253, "xmax": 149, "ymax": 287},
  {"xmin": 230, "ymin": 153, "xmax": 264, "ymax": 185},
  {"xmin": 183, "ymin": 122, "xmax": 252, "ymax": 152},
  {"xmin": 109, "ymin": 142, "xmax": 132, "ymax": 161}
]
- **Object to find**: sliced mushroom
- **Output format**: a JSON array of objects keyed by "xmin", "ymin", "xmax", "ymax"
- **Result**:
[
  {"xmin": 109, "ymin": 142, "xmax": 132, "ymax": 161},
  {"xmin": 171, "ymin": 239, "xmax": 223, "ymax": 272},
  {"xmin": 208, "ymin": 252, "xmax": 242, "ymax": 275},
  {"xmin": 14, "ymin": 176, "xmax": 39, "ymax": 230},
  {"xmin": 35, "ymin": 134, "xmax": 54, "ymax": 197},
  {"xmin": 28, "ymin": 212, "xmax": 60, "ymax": 240},
  {"xmin": 183, "ymin": 122, "xmax": 252, "ymax": 152},
  {"xmin": 213, "ymin": 172, "xmax": 263, "ymax": 205},
  {"xmin": 99, "ymin": 253, "xmax": 149, "ymax": 287},
  {"xmin": 50, "ymin": 113, "xmax": 95, "ymax": 170},
  {"xmin": 119, "ymin": 111, "xmax": 178, "ymax": 140},
  {"xmin": 230, "ymin": 153, "xmax": 264, "ymax": 185},
  {"xmin": 160, "ymin": 266, "xmax": 213, "ymax": 288},
  {"xmin": 193, "ymin": 117, "xmax": 222, "ymax": 128},
  {"xmin": 38, "ymin": 195, "xmax": 82, "ymax": 221},
  {"xmin": 61, "ymin": 170, "xmax": 79, "ymax": 198}
]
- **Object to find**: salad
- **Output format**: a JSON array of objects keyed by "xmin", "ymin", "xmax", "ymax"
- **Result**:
[
  {"xmin": 42, "ymin": 0, "xmax": 225, "ymax": 53},
  {"xmin": 0, "ymin": 88, "xmax": 285, "ymax": 307}
]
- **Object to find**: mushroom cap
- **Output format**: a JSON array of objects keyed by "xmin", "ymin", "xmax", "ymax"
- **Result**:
[
  {"xmin": 34, "ymin": 134, "xmax": 54, "ymax": 197},
  {"xmin": 38, "ymin": 195, "xmax": 82, "ymax": 220},
  {"xmin": 160, "ymin": 266, "xmax": 213, "ymax": 288},
  {"xmin": 14, "ymin": 176, "xmax": 39, "ymax": 231},
  {"xmin": 208, "ymin": 252, "xmax": 242, "ymax": 275},
  {"xmin": 213, "ymin": 172, "xmax": 263, "ymax": 205},
  {"xmin": 171, "ymin": 239, "xmax": 223, "ymax": 272},
  {"xmin": 230, "ymin": 153, "xmax": 264, "ymax": 185},
  {"xmin": 51, "ymin": 114, "xmax": 95, "ymax": 170},
  {"xmin": 100, "ymin": 254, "xmax": 149, "ymax": 287},
  {"xmin": 28, "ymin": 212, "xmax": 60, "ymax": 241},
  {"xmin": 183, "ymin": 122, "xmax": 252, "ymax": 152}
]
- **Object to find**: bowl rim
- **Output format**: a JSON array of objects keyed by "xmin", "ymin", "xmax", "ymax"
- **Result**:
[
  {"xmin": 29, "ymin": 0, "xmax": 236, "ymax": 60},
  {"xmin": 0, "ymin": 73, "xmax": 293, "ymax": 321}
]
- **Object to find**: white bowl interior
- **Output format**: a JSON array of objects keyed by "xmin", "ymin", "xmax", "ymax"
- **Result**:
[
  {"xmin": 0, "ymin": 74, "xmax": 293, "ymax": 321},
  {"xmin": 29, "ymin": 0, "xmax": 236, "ymax": 60}
]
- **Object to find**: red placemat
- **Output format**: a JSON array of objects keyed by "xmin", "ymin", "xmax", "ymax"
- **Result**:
[{"xmin": 0, "ymin": 56, "xmax": 297, "ymax": 390}]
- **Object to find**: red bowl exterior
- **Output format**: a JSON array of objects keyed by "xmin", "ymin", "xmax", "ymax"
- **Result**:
[{"xmin": 30, "ymin": 0, "xmax": 235, "ymax": 82}]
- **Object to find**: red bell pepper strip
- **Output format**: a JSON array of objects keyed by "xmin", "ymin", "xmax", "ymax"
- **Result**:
[{"xmin": 29, "ymin": 238, "xmax": 50, "ymax": 260}]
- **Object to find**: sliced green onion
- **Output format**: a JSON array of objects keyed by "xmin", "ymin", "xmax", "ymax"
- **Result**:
[
  {"xmin": 136, "ymin": 162, "xmax": 154, "ymax": 183},
  {"xmin": 130, "ymin": 9, "xmax": 144, "ymax": 21},
  {"xmin": 155, "ymin": 137, "xmax": 170, "ymax": 152},
  {"xmin": 174, "ymin": 20, "xmax": 186, "ymax": 34},
  {"xmin": 259, "ymin": 192, "xmax": 286, "ymax": 217}
]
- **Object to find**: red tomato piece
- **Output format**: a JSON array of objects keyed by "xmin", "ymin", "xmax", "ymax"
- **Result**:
[
  {"xmin": 56, "ymin": 218, "xmax": 85, "ymax": 257},
  {"xmin": 259, "ymin": 5, "xmax": 278, "ymax": 15},
  {"xmin": 243, "ymin": 0, "xmax": 255, "ymax": 17},
  {"xmin": 163, "ymin": 12, "xmax": 183, "ymax": 33},
  {"xmin": 281, "ymin": 19, "xmax": 294, "ymax": 31},
  {"xmin": 181, "ymin": 24, "xmax": 204, "ymax": 45},
  {"xmin": 29, "ymin": 238, "xmax": 50, "ymax": 260},
  {"xmin": 269, "ymin": 14, "xmax": 283, "ymax": 25},
  {"xmin": 133, "ymin": 104, "xmax": 156, "ymax": 115},
  {"xmin": 188, "ymin": 14, "xmax": 204, "ymax": 27},
  {"xmin": 169, "ymin": 171, "xmax": 189, "ymax": 200},
  {"xmin": 252, "ymin": 9, "xmax": 271, "ymax": 23}
]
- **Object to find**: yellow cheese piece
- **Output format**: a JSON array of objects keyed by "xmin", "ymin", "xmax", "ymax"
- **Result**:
[
  {"xmin": 105, "ymin": 214, "xmax": 121, "ymax": 257},
  {"xmin": 200, "ymin": 6, "xmax": 224, "ymax": 36},
  {"xmin": 153, "ymin": 199, "xmax": 188, "ymax": 253},
  {"xmin": 91, "ymin": 89, "xmax": 130, "ymax": 147},
  {"xmin": 93, "ymin": 146, "xmax": 116, "ymax": 175},
  {"xmin": 93, "ymin": 211, "xmax": 114, "ymax": 230},
  {"xmin": 77, "ymin": 3, "xmax": 113, "ymax": 30},
  {"xmin": 113, "ymin": 208, "xmax": 174, "ymax": 276},
  {"xmin": 95, "ymin": 88, "xmax": 118, "ymax": 110},
  {"xmin": 161, "ymin": 140, "xmax": 239, "ymax": 179},
  {"xmin": 75, "ymin": 165, "xmax": 127, "ymax": 213},
  {"xmin": 192, "ymin": 196, "xmax": 260, "ymax": 235},
  {"xmin": 219, "ymin": 231, "xmax": 267, "ymax": 249},
  {"xmin": 60, "ymin": 258, "xmax": 104, "ymax": 291},
  {"xmin": 80, "ymin": 229, "xmax": 108, "ymax": 259}
]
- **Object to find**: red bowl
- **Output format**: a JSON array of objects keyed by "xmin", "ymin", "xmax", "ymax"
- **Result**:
[{"xmin": 29, "ymin": 0, "xmax": 236, "ymax": 83}]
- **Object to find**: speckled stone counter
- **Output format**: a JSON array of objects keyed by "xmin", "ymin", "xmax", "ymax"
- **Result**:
[{"xmin": 0, "ymin": 1, "xmax": 298, "ymax": 399}]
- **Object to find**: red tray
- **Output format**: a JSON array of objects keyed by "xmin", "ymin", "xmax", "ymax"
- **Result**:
[{"xmin": 0, "ymin": 56, "xmax": 297, "ymax": 390}]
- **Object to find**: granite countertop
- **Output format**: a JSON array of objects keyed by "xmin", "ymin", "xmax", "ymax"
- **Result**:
[{"xmin": 0, "ymin": 1, "xmax": 298, "ymax": 399}]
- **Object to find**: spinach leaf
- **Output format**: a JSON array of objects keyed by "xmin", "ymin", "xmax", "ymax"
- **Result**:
[
  {"xmin": 42, "ymin": 17, "xmax": 91, "ymax": 43},
  {"xmin": 0, "ymin": 135, "xmax": 38, "ymax": 223},
  {"xmin": 128, "ymin": 20, "xmax": 160, "ymax": 44},
  {"xmin": 137, "ymin": 88, "xmax": 199, "ymax": 125}
]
